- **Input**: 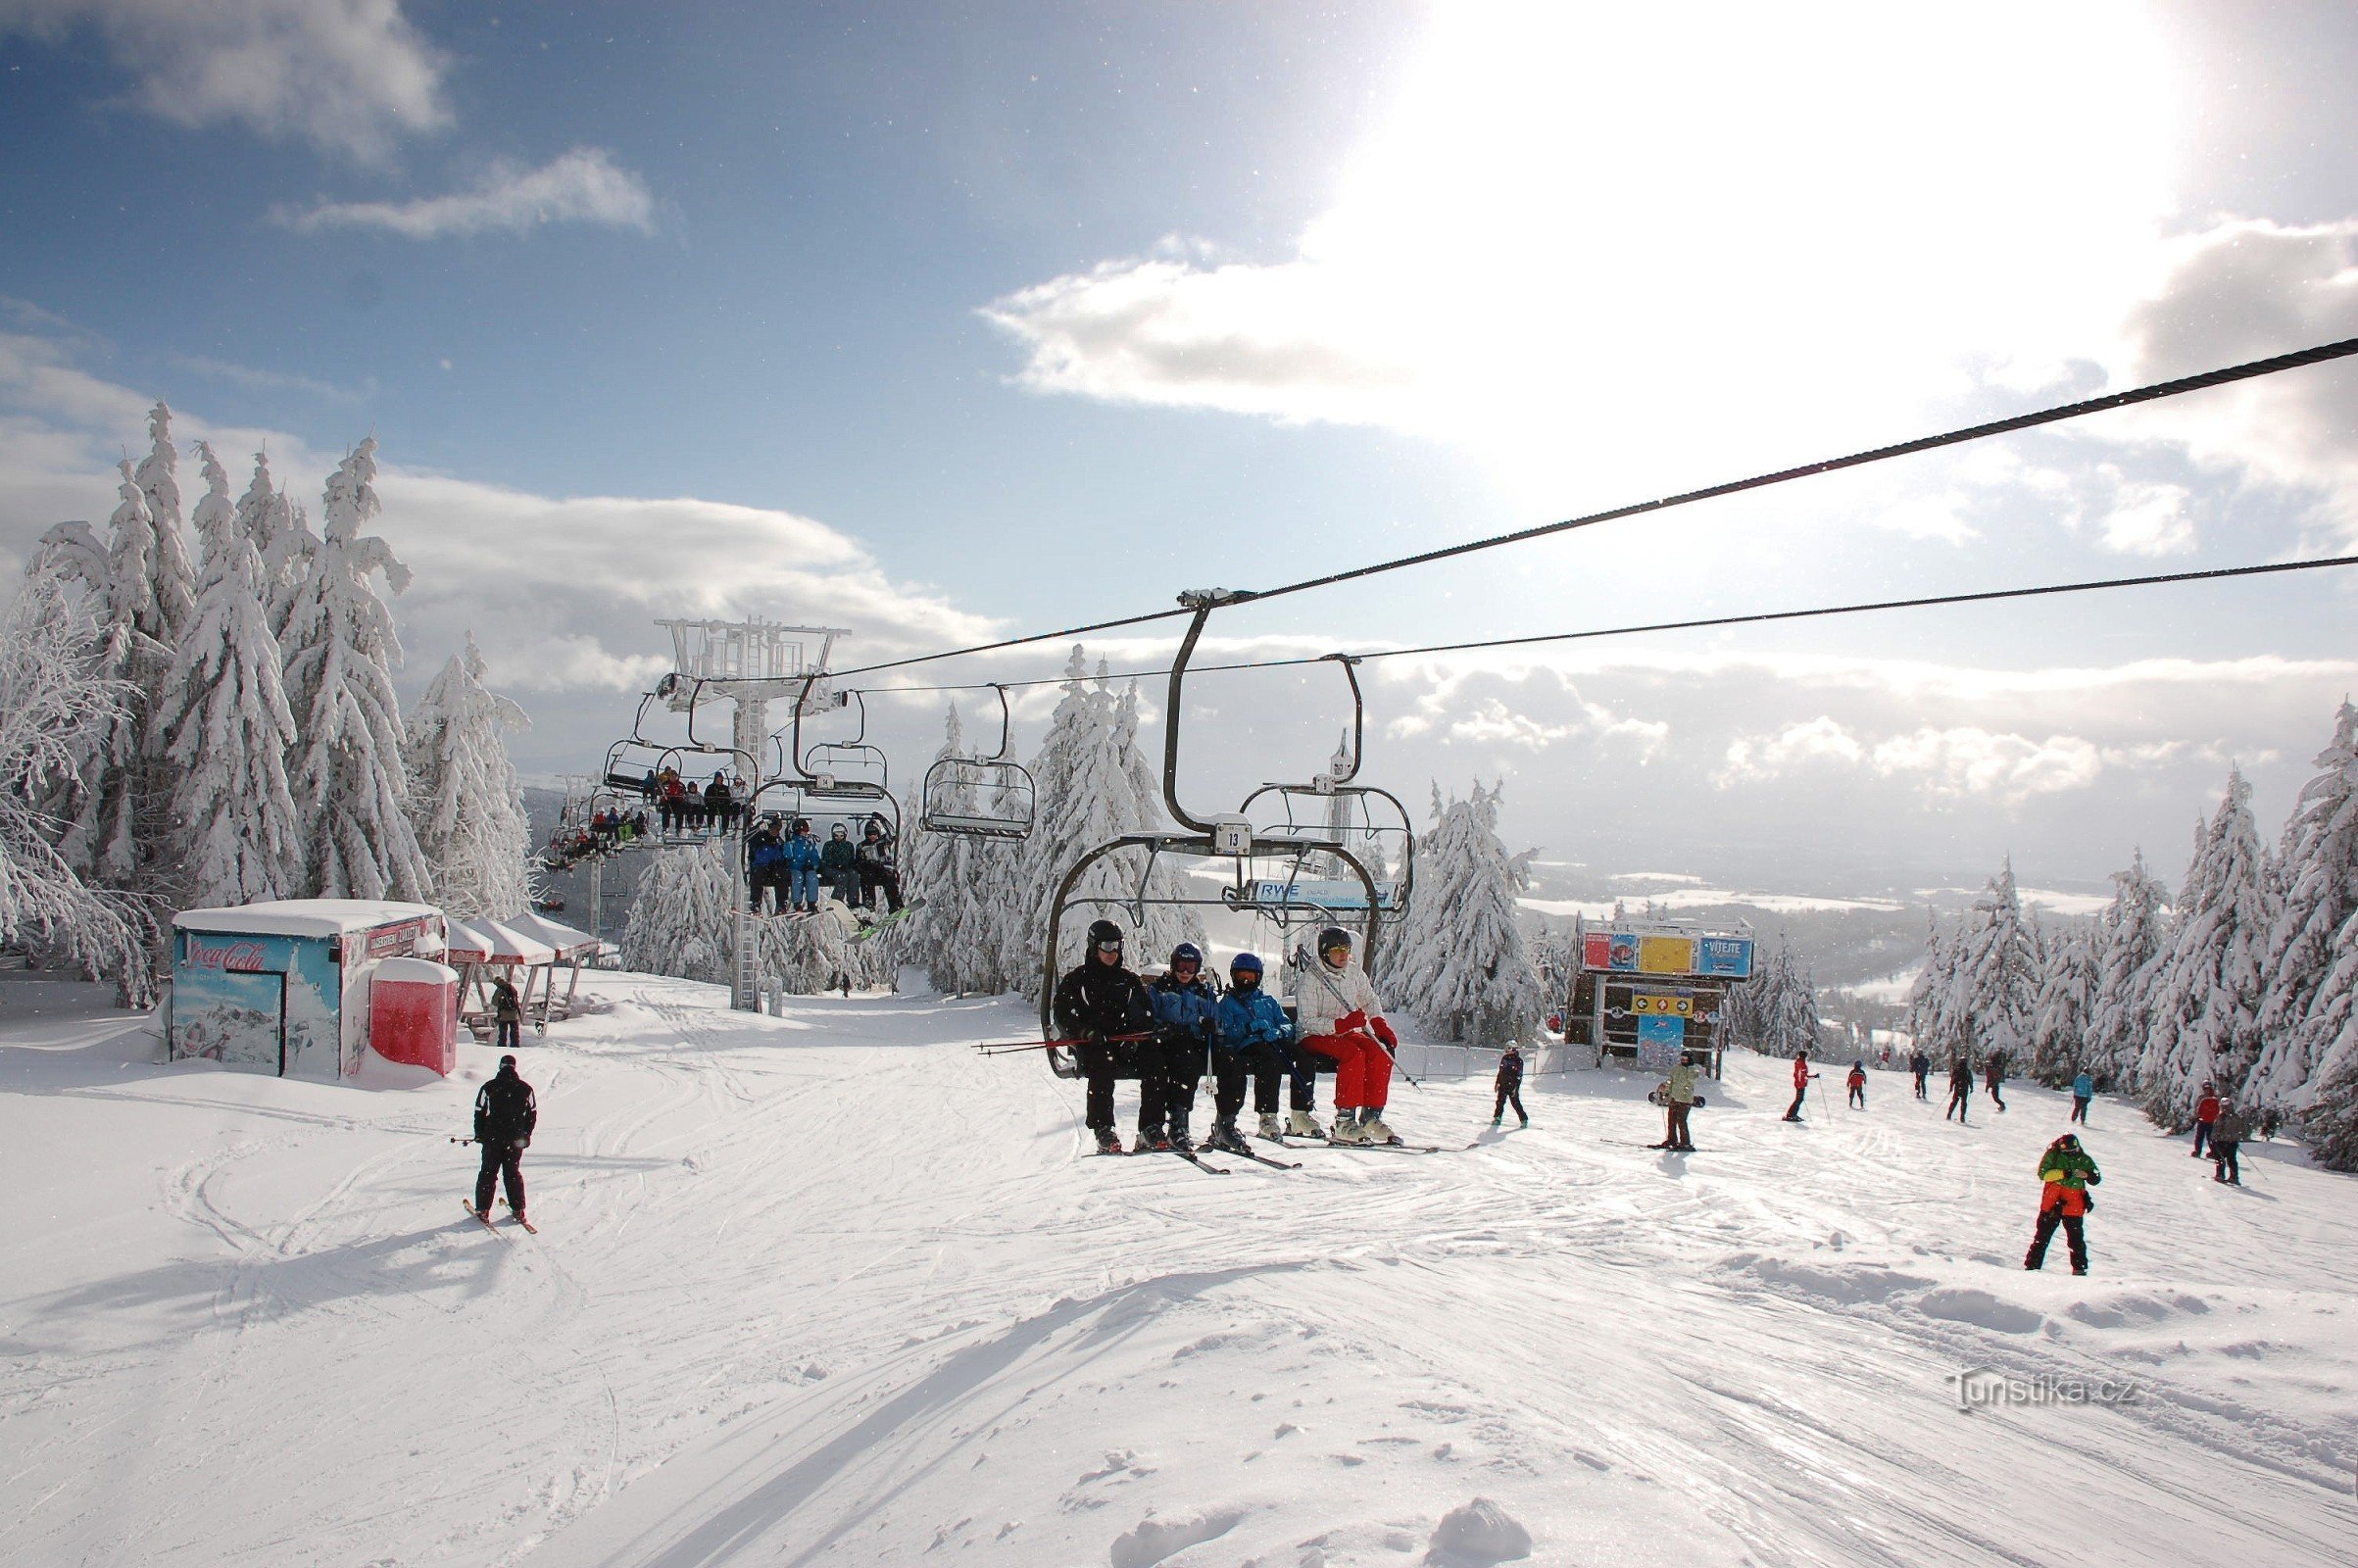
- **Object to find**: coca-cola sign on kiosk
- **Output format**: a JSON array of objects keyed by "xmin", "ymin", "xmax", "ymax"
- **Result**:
[{"xmin": 184, "ymin": 937, "xmax": 268, "ymax": 973}]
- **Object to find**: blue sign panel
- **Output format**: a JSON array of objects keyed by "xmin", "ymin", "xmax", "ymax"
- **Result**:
[{"xmin": 1696, "ymin": 937, "xmax": 1754, "ymax": 978}]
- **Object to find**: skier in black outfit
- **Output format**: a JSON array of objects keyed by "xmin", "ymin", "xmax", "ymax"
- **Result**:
[
  {"xmin": 471, "ymin": 1054, "xmax": 537, "ymax": 1222},
  {"xmin": 1945, "ymin": 1054, "xmax": 1974, "ymax": 1123},
  {"xmin": 1984, "ymin": 1049, "xmax": 2008, "ymax": 1112},
  {"xmin": 1493, "ymin": 1044, "xmax": 1528, "ymax": 1128},
  {"xmin": 1910, "ymin": 1049, "xmax": 1931, "ymax": 1101},
  {"xmin": 1145, "ymin": 941, "xmax": 1219, "ymax": 1152},
  {"xmin": 1051, "ymin": 919, "xmax": 1155, "ymax": 1154}
]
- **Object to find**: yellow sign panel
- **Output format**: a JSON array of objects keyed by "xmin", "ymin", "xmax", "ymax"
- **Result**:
[
  {"xmin": 1638, "ymin": 936, "xmax": 1695, "ymax": 975},
  {"xmin": 1630, "ymin": 993, "xmax": 1695, "ymax": 1016}
]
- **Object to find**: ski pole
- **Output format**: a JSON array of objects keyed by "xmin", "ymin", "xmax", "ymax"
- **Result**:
[
  {"xmin": 973, "ymin": 1032, "xmax": 1157, "ymax": 1055},
  {"xmin": 450, "ymin": 1136, "xmax": 477, "ymax": 1147}
]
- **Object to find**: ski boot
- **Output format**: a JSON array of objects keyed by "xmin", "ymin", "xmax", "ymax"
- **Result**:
[
  {"xmin": 1258, "ymin": 1112, "xmax": 1283, "ymax": 1142},
  {"xmin": 1207, "ymin": 1119, "xmax": 1250, "ymax": 1155},
  {"xmin": 1490, "ymin": 1117, "xmax": 1501, "ymax": 1129},
  {"xmin": 1093, "ymin": 1127, "xmax": 1124, "ymax": 1155},
  {"xmin": 1134, "ymin": 1126, "xmax": 1171, "ymax": 1154},
  {"xmin": 1166, "ymin": 1117, "xmax": 1196, "ymax": 1152},
  {"xmin": 1329, "ymin": 1111, "xmax": 1372, "ymax": 1146},
  {"xmin": 1361, "ymin": 1112, "xmax": 1400, "ymax": 1146},
  {"xmin": 1287, "ymin": 1109, "xmax": 1325, "ymax": 1140}
]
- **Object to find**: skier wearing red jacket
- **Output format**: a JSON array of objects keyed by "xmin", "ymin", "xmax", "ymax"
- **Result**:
[
  {"xmin": 2190, "ymin": 1083, "xmax": 2221, "ymax": 1157},
  {"xmin": 1783, "ymin": 1052, "xmax": 1818, "ymax": 1121},
  {"xmin": 1295, "ymin": 927, "xmax": 1403, "ymax": 1146},
  {"xmin": 1845, "ymin": 1060, "xmax": 1867, "ymax": 1109}
]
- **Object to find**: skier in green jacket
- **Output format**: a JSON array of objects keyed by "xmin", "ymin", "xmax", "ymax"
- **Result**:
[{"xmin": 2024, "ymin": 1133, "xmax": 2101, "ymax": 1275}]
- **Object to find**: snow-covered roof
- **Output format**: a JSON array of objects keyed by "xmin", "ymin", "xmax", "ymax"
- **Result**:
[
  {"xmin": 372, "ymin": 956, "xmax": 458, "ymax": 984},
  {"xmin": 503, "ymin": 910, "xmax": 601, "ymax": 960},
  {"xmin": 446, "ymin": 918, "xmax": 558, "ymax": 966},
  {"xmin": 174, "ymin": 900, "xmax": 445, "ymax": 940}
]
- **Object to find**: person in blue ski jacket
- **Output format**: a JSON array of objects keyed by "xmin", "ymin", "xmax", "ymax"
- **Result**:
[
  {"xmin": 782, "ymin": 819, "xmax": 823, "ymax": 912},
  {"xmin": 2070, "ymin": 1068, "xmax": 2095, "ymax": 1125},
  {"xmin": 1210, "ymin": 951, "xmax": 1295, "ymax": 1152},
  {"xmin": 1145, "ymin": 942, "xmax": 1219, "ymax": 1152},
  {"xmin": 747, "ymin": 820, "xmax": 789, "ymax": 911}
]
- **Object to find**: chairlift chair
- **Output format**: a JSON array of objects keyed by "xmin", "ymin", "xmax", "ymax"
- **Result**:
[{"xmin": 920, "ymin": 685, "xmax": 1037, "ymax": 840}]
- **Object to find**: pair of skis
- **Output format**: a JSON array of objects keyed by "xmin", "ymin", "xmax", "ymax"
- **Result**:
[
  {"xmin": 1094, "ymin": 1139, "xmax": 1302, "ymax": 1173},
  {"xmin": 1257, "ymin": 1131, "xmax": 1457, "ymax": 1155},
  {"xmin": 460, "ymin": 1200, "xmax": 537, "ymax": 1236}
]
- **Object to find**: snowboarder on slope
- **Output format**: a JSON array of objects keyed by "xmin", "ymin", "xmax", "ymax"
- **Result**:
[
  {"xmin": 1984, "ymin": 1049, "xmax": 2008, "ymax": 1112},
  {"xmin": 2024, "ymin": 1132, "xmax": 2100, "ymax": 1275},
  {"xmin": 1295, "ymin": 927, "xmax": 1402, "ymax": 1146},
  {"xmin": 2209, "ymin": 1101, "xmax": 2249, "ymax": 1186},
  {"xmin": 1493, "ymin": 1044, "xmax": 1529, "ymax": 1129},
  {"xmin": 1945, "ymin": 1055, "xmax": 1974, "ymax": 1124},
  {"xmin": 2070, "ymin": 1068, "xmax": 2094, "ymax": 1125},
  {"xmin": 1211, "ymin": 951, "xmax": 1293, "ymax": 1151},
  {"xmin": 1911, "ymin": 1048, "xmax": 1932, "ymax": 1101},
  {"xmin": 1846, "ymin": 1060, "xmax": 1868, "ymax": 1109},
  {"xmin": 1145, "ymin": 942, "xmax": 1219, "ymax": 1152},
  {"xmin": 1658, "ymin": 1058, "xmax": 1698, "ymax": 1151},
  {"xmin": 471, "ymin": 1054, "xmax": 537, "ymax": 1224},
  {"xmin": 1783, "ymin": 1051, "xmax": 1817, "ymax": 1121},
  {"xmin": 2190, "ymin": 1083, "xmax": 2221, "ymax": 1158},
  {"xmin": 1052, "ymin": 919, "xmax": 1156, "ymax": 1155}
]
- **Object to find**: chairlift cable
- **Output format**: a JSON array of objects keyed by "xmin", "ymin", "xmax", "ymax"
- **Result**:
[{"xmin": 823, "ymin": 333, "xmax": 2358, "ymax": 682}]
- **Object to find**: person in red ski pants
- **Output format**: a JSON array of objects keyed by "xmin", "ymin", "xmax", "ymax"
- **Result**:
[{"xmin": 1294, "ymin": 927, "xmax": 1403, "ymax": 1145}]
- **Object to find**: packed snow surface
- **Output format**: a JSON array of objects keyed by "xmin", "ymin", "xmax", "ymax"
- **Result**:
[{"xmin": 2, "ymin": 972, "xmax": 2353, "ymax": 1566}]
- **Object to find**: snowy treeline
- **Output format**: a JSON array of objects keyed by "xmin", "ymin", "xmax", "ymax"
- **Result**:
[
  {"xmin": 1373, "ymin": 780, "xmax": 1548, "ymax": 1047},
  {"xmin": 620, "ymin": 838, "xmax": 898, "ymax": 998},
  {"xmin": 1904, "ymin": 704, "xmax": 2358, "ymax": 1167},
  {"xmin": 1719, "ymin": 935, "xmax": 1824, "ymax": 1058},
  {"xmin": 4, "ymin": 409, "xmax": 532, "ymax": 997}
]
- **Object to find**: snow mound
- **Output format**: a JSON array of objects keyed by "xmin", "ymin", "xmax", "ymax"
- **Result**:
[
  {"xmin": 1426, "ymin": 1496, "xmax": 1533, "ymax": 1564},
  {"xmin": 1107, "ymin": 1505, "xmax": 1245, "ymax": 1567},
  {"xmin": 1917, "ymin": 1286, "xmax": 2045, "ymax": 1335},
  {"xmin": 1720, "ymin": 1252, "xmax": 1935, "ymax": 1305}
]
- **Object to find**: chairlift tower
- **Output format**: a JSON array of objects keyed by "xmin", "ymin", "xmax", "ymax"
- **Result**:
[{"xmin": 651, "ymin": 617, "xmax": 853, "ymax": 1010}]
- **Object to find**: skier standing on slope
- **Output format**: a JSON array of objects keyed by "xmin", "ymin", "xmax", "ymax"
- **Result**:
[
  {"xmin": 2190, "ymin": 1082, "xmax": 2221, "ymax": 1157},
  {"xmin": 1295, "ymin": 927, "xmax": 1403, "ymax": 1146},
  {"xmin": 1911, "ymin": 1048, "xmax": 1932, "ymax": 1101},
  {"xmin": 470, "ymin": 1054, "xmax": 537, "ymax": 1225},
  {"xmin": 1493, "ymin": 1043, "xmax": 1528, "ymax": 1129},
  {"xmin": 488, "ymin": 972, "xmax": 523, "ymax": 1052},
  {"xmin": 1984, "ymin": 1049, "xmax": 2008, "ymax": 1112},
  {"xmin": 2209, "ymin": 1101, "xmax": 2248, "ymax": 1186},
  {"xmin": 2070, "ymin": 1067, "xmax": 2094, "ymax": 1125},
  {"xmin": 1945, "ymin": 1054, "xmax": 1975, "ymax": 1123},
  {"xmin": 1782, "ymin": 1051, "xmax": 1817, "ymax": 1121},
  {"xmin": 1211, "ymin": 951, "xmax": 1293, "ymax": 1152},
  {"xmin": 1144, "ymin": 942, "xmax": 1218, "ymax": 1152},
  {"xmin": 1846, "ymin": 1059, "xmax": 1868, "ymax": 1109},
  {"xmin": 1052, "ymin": 919, "xmax": 1156, "ymax": 1155},
  {"xmin": 1655, "ymin": 1058, "xmax": 1698, "ymax": 1151},
  {"xmin": 2023, "ymin": 1132, "xmax": 2100, "ymax": 1275}
]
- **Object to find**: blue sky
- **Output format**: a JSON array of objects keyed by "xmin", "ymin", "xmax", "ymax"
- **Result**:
[{"xmin": 3, "ymin": 1, "xmax": 2356, "ymax": 896}]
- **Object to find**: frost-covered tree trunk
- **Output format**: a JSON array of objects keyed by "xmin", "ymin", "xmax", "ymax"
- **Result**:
[
  {"xmin": 2251, "ymin": 702, "xmax": 2358, "ymax": 1108},
  {"xmin": 2084, "ymin": 849, "xmax": 2169, "ymax": 1093},
  {"xmin": 281, "ymin": 440, "xmax": 431, "ymax": 902},
  {"xmin": 0, "ymin": 567, "xmax": 157, "ymax": 1002},
  {"xmin": 156, "ymin": 442, "xmax": 303, "ymax": 908},
  {"xmin": 1371, "ymin": 780, "xmax": 1544, "ymax": 1046},
  {"xmin": 405, "ymin": 634, "xmax": 532, "ymax": 920},
  {"xmin": 2139, "ymin": 768, "xmax": 2273, "ymax": 1127},
  {"xmin": 2029, "ymin": 923, "xmax": 2097, "ymax": 1084}
]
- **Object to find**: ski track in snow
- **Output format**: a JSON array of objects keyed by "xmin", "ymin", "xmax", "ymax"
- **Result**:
[{"xmin": 1, "ymin": 976, "xmax": 2353, "ymax": 1567}]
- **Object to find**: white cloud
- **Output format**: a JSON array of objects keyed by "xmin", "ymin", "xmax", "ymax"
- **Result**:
[
  {"xmin": 0, "ymin": 0, "xmax": 449, "ymax": 161},
  {"xmin": 167, "ymin": 354, "xmax": 373, "ymax": 403},
  {"xmin": 1868, "ymin": 726, "xmax": 2104, "ymax": 802},
  {"xmin": 279, "ymin": 147, "xmax": 656, "ymax": 239},
  {"xmin": 1715, "ymin": 716, "xmax": 1865, "ymax": 786},
  {"xmin": 1872, "ymin": 493, "xmax": 1978, "ymax": 546}
]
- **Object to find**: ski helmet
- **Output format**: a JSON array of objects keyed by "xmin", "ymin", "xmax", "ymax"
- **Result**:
[
  {"xmin": 1229, "ymin": 951, "xmax": 1264, "ymax": 976},
  {"xmin": 1170, "ymin": 941, "xmax": 1204, "ymax": 970},
  {"xmin": 1317, "ymin": 926, "xmax": 1352, "ymax": 958},
  {"xmin": 1087, "ymin": 918, "xmax": 1123, "ymax": 953}
]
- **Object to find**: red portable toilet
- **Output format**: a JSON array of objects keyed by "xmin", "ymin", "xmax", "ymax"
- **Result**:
[{"xmin": 369, "ymin": 957, "xmax": 460, "ymax": 1075}]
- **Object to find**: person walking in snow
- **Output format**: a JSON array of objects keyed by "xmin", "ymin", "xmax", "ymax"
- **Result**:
[
  {"xmin": 2070, "ymin": 1068, "xmax": 2094, "ymax": 1125},
  {"xmin": 1053, "ymin": 919, "xmax": 1156, "ymax": 1155},
  {"xmin": 2023, "ymin": 1132, "xmax": 2100, "ymax": 1275},
  {"xmin": 1655, "ymin": 1058, "xmax": 1698, "ymax": 1151},
  {"xmin": 1984, "ymin": 1049, "xmax": 2008, "ymax": 1112},
  {"xmin": 1846, "ymin": 1059, "xmax": 1868, "ymax": 1109},
  {"xmin": 1212, "ymin": 951, "xmax": 1294, "ymax": 1150},
  {"xmin": 1911, "ymin": 1048, "xmax": 1932, "ymax": 1101},
  {"xmin": 1144, "ymin": 942, "xmax": 1219, "ymax": 1152},
  {"xmin": 2209, "ymin": 1101, "xmax": 2249, "ymax": 1186},
  {"xmin": 1945, "ymin": 1054, "xmax": 1974, "ymax": 1123},
  {"xmin": 2190, "ymin": 1082, "xmax": 2221, "ymax": 1158},
  {"xmin": 470, "ymin": 1054, "xmax": 537, "ymax": 1225},
  {"xmin": 488, "ymin": 972, "xmax": 523, "ymax": 1051},
  {"xmin": 1295, "ymin": 927, "xmax": 1403, "ymax": 1145},
  {"xmin": 1783, "ymin": 1051, "xmax": 1817, "ymax": 1121},
  {"xmin": 1493, "ymin": 1044, "xmax": 1529, "ymax": 1129}
]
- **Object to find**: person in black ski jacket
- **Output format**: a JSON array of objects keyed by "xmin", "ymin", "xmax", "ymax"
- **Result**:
[
  {"xmin": 1145, "ymin": 942, "xmax": 1219, "ymax": 1152},
  {"xmin": 1911, "ymin": 1049, "xmax": 1932, "ymax": 1100},
  {"xmin": 1984, "ymin": 1049, "xmax": 2008, "ymax": 1112},
  {"xmin": 1945, "ymin": 1054, "xmax": 1974, "ymax": 1123},
  {"xmin": 488, "ymin": 973, "xmax": 523, "ymax": 1051},
  {"xmin": 472, "ymin": 1054, "xmax": 537, "ymax": 1222},
  {"xmin": 1493, "ymin": 1044, "xmax": 1528, "ymax": 1129},
  {"xmin": 1052, "ymin": 919, "xmax": 1156, "ymax": 1154},
  {"xmin": 856, "ymin": 819, "xmax": 905, "ymax": 914}
]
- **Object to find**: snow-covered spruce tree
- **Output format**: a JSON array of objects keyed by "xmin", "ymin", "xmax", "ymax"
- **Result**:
[
  {"xmin": 2138, "ymin": 768, "xmax": 2273, "ymax": 1127},
  {"xmin": 1749, "ymin": 936, "xmax": 1823, "ymax": 1057},
  {"xmin": 155, "ymin": 442, "xmax": 303, "ymax": 908},
  {"xmin": 2250, "ymin": 701, "xmax": 2358, "ymax": 1107},
  {"xmin": 131, "ymin": 402, "xmax": 197, "ymax": 644},
  {"xmin": 1371, "ymin": 779, "xmax": 1545, "ymax": 1046},
  {"xmin": 2029, "ymin": 921, "xmax": 2097, "ymax": 1084},
  {"xmin": 405, "ymin": 634, "xmax": 532, "ymax": 920},
  {"xmin": 267, "ymin": 498, "xmax": 319, "ymax": 640},
  {"xmin": 1902, "ymin": 910, "xmax": 1964, "ymax": 1059},
  {"xmin": 2300, "ymin": 1036, "xmax": 2358, "ymax": 1171},
  {"xmin": 281, "ymin": 440, "xmax": 431, "ymax": 902},
  {"xmin": 2083, "ymin": 848, "xmax": 2169, "ymax": 1093},
  {"xmin": 1950, "ymin": 858, "xmax": 2043, "ymax": 1070},
  {"xmin": 905, "ymin": 702, "xmax": 1022, "ymax": 994},
  {"xmin": 0, "ymin": 567, "xmax": 156, "ymax": 1001},
  {"xmin": 620, "ymin": 840, "xmax": 737, "ymax": 983}
]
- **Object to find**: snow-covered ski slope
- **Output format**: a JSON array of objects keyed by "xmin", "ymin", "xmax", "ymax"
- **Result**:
[{"xmin": 3, "ymin": 974, "xmax": 2352, "ymax": 1568}]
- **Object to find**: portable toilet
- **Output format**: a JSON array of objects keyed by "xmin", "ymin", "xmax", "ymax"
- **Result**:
[
  {"xmin": 368, "ymin": 957, "xmax": 460, "ymax": 1075},
  {"xmin": 169, "ymin": 900, "xmax": 446, "ymax": 1080}
]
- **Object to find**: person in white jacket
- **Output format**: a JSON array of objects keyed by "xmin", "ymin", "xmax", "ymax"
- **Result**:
[{"xmin": 1294, "ymin": 927, "xmax": 1403, "ymax": 1145}]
